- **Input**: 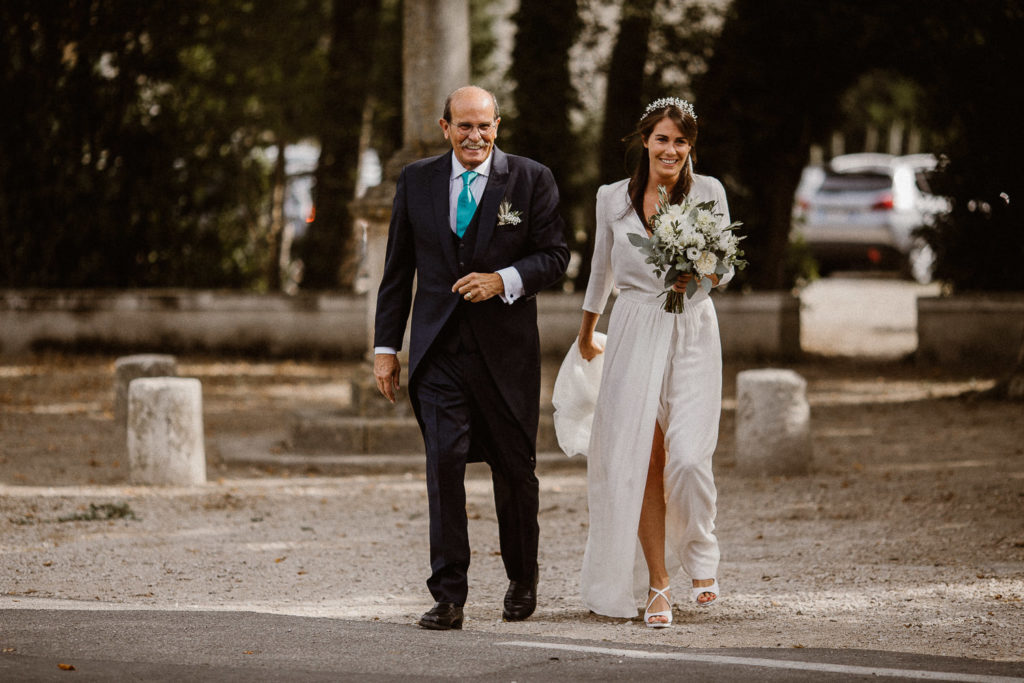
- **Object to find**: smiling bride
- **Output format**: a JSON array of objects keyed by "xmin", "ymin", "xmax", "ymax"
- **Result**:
[{"xmin": 572, "ymin": 97, "xmax": 735, "ymax": 627}]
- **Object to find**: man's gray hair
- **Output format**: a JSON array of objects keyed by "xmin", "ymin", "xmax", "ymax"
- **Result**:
[{"xmin": 442, "ymin": 86, "xmax": 500, "ymax": 123}]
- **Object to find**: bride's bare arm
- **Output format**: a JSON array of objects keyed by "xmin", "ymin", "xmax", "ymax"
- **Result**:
[{"xmin": 578, "ymin": 311, "xmax": 604, "ymax": 360}]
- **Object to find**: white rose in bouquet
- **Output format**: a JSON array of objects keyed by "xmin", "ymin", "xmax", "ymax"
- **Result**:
[
  {"xmin": 695, "ymin": 251, "xmax": 718, "ymax": 276},
  {"xmin": 627, "ymin": 185, "xmax": 747, "ymax": 313}
]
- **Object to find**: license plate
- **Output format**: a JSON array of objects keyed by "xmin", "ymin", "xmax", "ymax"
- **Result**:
[{"xmin": 820, "ymin": 208, "xmax": 853, "ymax": 222}]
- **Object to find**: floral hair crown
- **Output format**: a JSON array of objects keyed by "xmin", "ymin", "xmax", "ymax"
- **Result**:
[{"xmin": 641, "ymin": 97, "xmax": 697, "ymax": 123}]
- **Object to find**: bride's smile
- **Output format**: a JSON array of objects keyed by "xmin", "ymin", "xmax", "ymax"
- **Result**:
[{"xmin": 644, "ymin": 117, "xmax": 692, "ymax": 184}]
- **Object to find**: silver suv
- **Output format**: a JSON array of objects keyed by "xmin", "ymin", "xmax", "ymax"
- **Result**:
[{"xmin": 792, "ymin": 153, "xmax": 946, "ymax": 282}]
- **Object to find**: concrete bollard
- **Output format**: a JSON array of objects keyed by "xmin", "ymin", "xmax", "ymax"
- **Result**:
[
  {"xmin": 114, "ymin": 354, "xmax": 178, "ymax": 426},
  {"xmin": 128, "ymin": 377, "xmax": 206, "ymax": 485},
  {"xmin": 735, "ymin": 368, "xmax": 812, "ymax": 476}
]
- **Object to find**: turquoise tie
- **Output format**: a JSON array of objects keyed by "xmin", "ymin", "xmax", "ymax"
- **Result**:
[{"xmin": 455, "ymin": 170, "xmax": 479, "ymax": 238}]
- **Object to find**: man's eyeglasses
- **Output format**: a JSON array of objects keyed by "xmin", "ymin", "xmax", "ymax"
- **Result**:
[{"xmin": 455, "ymin": 122, "xmax": 495, "ymax": 134}]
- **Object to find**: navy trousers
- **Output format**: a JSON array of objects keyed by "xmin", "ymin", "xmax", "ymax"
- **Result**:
[{"xmin": 412, "ymin": 333, "xmax": 540, "ymax": 606}]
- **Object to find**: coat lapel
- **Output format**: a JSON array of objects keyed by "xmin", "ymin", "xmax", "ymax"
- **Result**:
[
  {"xmin": 473, "ymin": 147, "xmax": 509, "ymax": 262},
  {"xmin": 430, "ymin": 154, "xmax": 458, "ymax": 275}
]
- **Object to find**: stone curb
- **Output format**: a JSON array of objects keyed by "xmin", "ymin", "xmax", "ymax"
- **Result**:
[{"xmin": 289, "ymin": 413, "xmax": 561, "ymax": 455}]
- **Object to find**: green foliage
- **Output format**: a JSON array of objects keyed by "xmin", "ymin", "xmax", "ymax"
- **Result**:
[
  {"xmin": 508, "ymin": 0, "xmax": 581, "ymax": 147},
  {"xmin": 58, "ymin": 503, "xmax": 139, "ymax": 522},
  {"xmin": 598, "ymin": 0, "xmax": 656, "ymax": 187},
  {"xmin": 0, "ymin": 0, "xmax": 329, "ymax": 288},
  {"xmin": 838, "ymin": 70, "xmax": 929, "ymax": 143},
  {"xmin": 695, "ymin": 0, "xmax": 1024, "ymax": 291},
  {"xmin": 469, "ymin": 0, "xmax": 499, "ymax": 83},
  {"xmin": 507, "ymin": 0, "xmax": 581, "ymax": 256},
  {"xmin": 911, "ymin": 3, "xmax": 1024, "ymax": 292},
  {"xmin": 645, "ymin": 1, "xmax": 721, "ymax": 102},
  {"xmin": 919, "ymin": 162, "xmax": 1024, "ymax": 292},
  {"xmin": 368, "ymin": 0, "xmax": 403, "ymax": 163},
  {"xmin": 299, "ymin": 0, "xmax": 384, "ymax": 290},
  {"xmin": 783, "ymin": 234, "xmax": 820, "ymax": 288}
]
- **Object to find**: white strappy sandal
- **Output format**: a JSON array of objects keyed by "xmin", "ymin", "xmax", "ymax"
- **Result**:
[
  {"xmin": 644, "ymin": 586, "xmax": 673, "ymax": 628},
  {"xmin": 692, "ymin": 579, "xmax": 720, "ymax": 607}
]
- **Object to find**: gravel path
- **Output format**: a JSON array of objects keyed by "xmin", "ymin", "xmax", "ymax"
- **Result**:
[{"xmin": 2, "ymin": 347, "xmax": 1022, "ymax": 661}]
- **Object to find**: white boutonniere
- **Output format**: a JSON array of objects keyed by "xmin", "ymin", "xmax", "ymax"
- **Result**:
[{"xmin": 497, "ymin": 199, "xmax": 522, "ymax": 226}]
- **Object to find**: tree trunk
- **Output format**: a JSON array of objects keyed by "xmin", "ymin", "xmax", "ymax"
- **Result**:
[
  {"xmin": 266, "ymin": 140, "xmax": 287, "ymax": 291},
  {"xmin": 598, "ymin": 0, "xmax": 655, "ymax": 186},
  {"xmin": 576, "ymin": 0, "xmax": 655, "ymax": 289},
  {"xmin": 508, "ymin": 0, "xmax": 580, "ymax": 283},
  {"xmin": 301, "ymin": 0, "xmax": 381, "ymax": 290}
]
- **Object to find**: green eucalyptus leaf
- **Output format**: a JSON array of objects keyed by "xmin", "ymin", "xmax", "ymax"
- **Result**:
[
  {"xmin": 663, "ymin": 266, "xmax": 680, "ymax": 289},
  {"xmin": 627, "ymin": 232, "xmax": 648, "ymax": 247}
]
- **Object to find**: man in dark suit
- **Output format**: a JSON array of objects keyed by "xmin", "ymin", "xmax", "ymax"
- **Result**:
[{"xmin": 373, "ymin": 85, "xmax": 569, "ymax": 630}]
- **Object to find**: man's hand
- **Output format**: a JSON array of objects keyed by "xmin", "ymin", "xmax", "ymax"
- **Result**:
[
  {"xmin": 453, "ymin": 272, "xmax": 504, "ymax": 303},
  {"xmin": 374, "ymin": 353, "xmax": 401, "ymax": 403}
]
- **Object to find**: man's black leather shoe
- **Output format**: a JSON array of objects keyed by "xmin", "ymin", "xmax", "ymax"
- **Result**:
[
  {"xmin": 418, "ymin": 602, "xmax": 464, "ymax": 630},
  {"xmin": 502, "ymin": 573, "xmax": 538, "ymax": 621}
]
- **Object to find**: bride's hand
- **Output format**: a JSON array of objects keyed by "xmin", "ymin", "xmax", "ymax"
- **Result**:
[
  {"xmin": 578, "ymin": 336, "xmax": 604, "ymax": 361},
  {"xmin": 672, "ymin": 273, "xmax": 693, "ymax": 293},
  {"xmin": 674, "ymin": 272, "xmax": 719, "ymax": 292}
]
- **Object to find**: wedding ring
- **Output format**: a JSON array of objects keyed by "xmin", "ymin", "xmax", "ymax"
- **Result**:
[{"xmin": 465, "ymin": 292, "xmax": 473, "ymax": 300}]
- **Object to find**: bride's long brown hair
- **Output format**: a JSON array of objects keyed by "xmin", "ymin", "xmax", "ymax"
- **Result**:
[{"xmin": 625, "ymin": 104, "xmax": 699, "ymax": 225}]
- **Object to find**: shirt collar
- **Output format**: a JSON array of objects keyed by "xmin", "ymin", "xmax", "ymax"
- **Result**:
[{"xmin": 450, "ymin": 151, "xmax": 493, "ymax": 181}]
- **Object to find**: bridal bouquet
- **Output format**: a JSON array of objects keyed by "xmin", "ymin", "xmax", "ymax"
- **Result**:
[{"xmin": 628, "ymin": 185, "xmax": 746, "ymax": 313}]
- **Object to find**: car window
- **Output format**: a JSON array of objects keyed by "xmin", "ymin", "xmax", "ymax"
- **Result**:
[{"xmin": 819, "ymin": 172, "xmax": 893, "ymax": 193}]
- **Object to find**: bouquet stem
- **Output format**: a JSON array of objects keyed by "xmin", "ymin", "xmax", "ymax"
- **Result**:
[{"xmin": 664, "ymin": 290, "xmax": 686, "ymax": 314}]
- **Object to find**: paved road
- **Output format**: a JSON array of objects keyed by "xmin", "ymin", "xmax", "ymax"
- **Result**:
[{"xmin": 2, "ymin": 608, "xmax": 1022, "ymax": 682}]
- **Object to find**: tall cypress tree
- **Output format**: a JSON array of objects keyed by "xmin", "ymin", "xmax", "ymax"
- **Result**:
[
  {"xmin": 568, "ymin": 0, "xmax": 656, "ymax": 289},
  {"xmin": 300, "ymin": 0, "xmax": 381, "ymax": 290},
  {"xmin": 507, "ymin": 0, "xmax": 580, "ymax": 257},
  {"xmin": 598, "ymin": 0, "xmax": 656, "ymax": 186}
]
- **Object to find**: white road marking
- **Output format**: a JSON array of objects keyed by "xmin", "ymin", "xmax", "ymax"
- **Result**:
[{"xmin": 498, "ymin": 641, "xmax": 1024, "ymax": 682}]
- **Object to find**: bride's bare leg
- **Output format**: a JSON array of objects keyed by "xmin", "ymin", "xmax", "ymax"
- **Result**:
[{"xmin": 638, "ymin": 422, "xmax": 670, "ymax": 622}]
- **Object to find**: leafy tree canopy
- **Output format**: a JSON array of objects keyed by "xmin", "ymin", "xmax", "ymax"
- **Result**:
[
  {"xmin": 0, "ymin": 0, "xmax": 329, "ymax": 288},
  {"xmin": 695, "ymin": 0, "xmax": 1024, "ymax": 291}
]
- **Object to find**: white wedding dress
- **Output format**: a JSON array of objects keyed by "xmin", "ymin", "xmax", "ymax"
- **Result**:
[{"xmin": 579, "ymin": 175, "xmax": 733, "ymax": 617}]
